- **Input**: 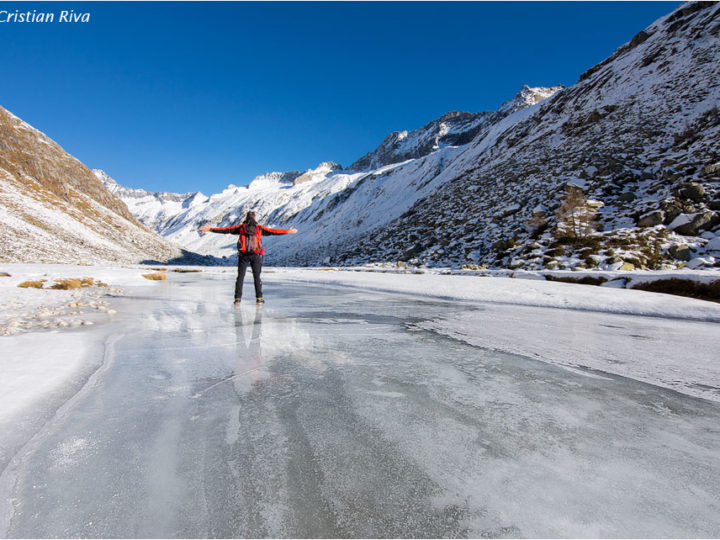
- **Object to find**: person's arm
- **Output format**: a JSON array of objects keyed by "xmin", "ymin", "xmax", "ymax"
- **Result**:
[
  {"xmin": 199, "ymin": 224, "xmax": 244, "ymax": 234},
  {"xmin": 259, "ymin": 225, "xmax": 297, "ymax": 236}
]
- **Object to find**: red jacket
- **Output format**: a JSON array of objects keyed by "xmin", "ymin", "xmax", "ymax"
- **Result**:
[{"xmin": 208, "ymin": 222, "xmax": 293, "ymax": 255}]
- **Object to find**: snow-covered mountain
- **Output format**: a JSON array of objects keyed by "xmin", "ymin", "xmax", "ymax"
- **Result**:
[
  {"xmin": 106, "ymin": 2, "xmax": 720, "ymax": 271},
  {"xmin": 0, "ymin": 106, "xmax": 185, "ymax": 264},
  {"xmin": 101, "ymin": 85, "xmax": 564, "ymax": 264},
  {"xmin": 97, "ymin": 169, "xmax": 207, "ymax": 235},
  {"xmin": 351, "ymin": 1, "xmax": 720, "ymax": 271}
]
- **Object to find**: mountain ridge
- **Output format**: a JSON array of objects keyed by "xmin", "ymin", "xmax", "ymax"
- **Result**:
[
  {"xmin": 100, "ymin": 83, "xmax": 563, "ymax": 263},
  {"xmin": 0, "ymin": 105, "xmax": 187, "ymax": 264},
  {"xmin": 348, "ymin": 85, "xmax": 564, "ymax": 172}
]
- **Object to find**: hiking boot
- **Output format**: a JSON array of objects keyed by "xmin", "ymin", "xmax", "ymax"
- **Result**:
[
  {"xmin": 256, "ymin": 297, "xmax": 265, "ymax": 305},
  {"xmin": 233, "ymin": 298, "xmax": 241, "ymax": 306}
]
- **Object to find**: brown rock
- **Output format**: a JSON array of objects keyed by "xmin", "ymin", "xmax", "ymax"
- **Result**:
[{"xmin": 638, "ymin": 210, "xmax": 665, "ymax": 227}]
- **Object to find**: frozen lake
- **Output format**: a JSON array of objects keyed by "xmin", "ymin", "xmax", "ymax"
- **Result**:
[{"xmin": 2, "ymin": 273, "xmax": 720, "ymax": 537}]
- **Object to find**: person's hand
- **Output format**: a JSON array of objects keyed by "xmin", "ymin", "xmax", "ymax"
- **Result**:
[
  {"xmin": 200, "ymin": 225, "xmax": 211, "ymax": 232},
  {"xmin": 288, "ymin": 227, "xmax": 298, "ymax": 234}
]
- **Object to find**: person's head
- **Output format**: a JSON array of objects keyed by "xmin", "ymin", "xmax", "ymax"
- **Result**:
[{"xmin": 244, "ymin": 211, "xmax": 256, "ymax": 223}]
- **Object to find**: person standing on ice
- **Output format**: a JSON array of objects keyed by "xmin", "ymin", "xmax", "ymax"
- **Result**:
[{"xmin": 200, "ymin": 211, "xmax": 297, "ymax": 305}]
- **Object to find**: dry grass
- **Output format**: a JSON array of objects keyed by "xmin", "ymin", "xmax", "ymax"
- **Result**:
[
  {"xmin": 142, "ymin": 272, "xmax": 167, "ymax": 281},
  {"xmin": 16, "ymin": 276, "xmax": 109, "ymax": 290},
  {"xmin": 170, "ymin": 268, "xmax": 202, "ymax": 273},
  {"xmin": 49, "ymin": 277, "xmax": 101, "ymax": 290},
  {"xmin": 50, "ymin": 278, "xmax": 83, "ymax": 290},
  {"xmin": 0, "ymin": 272, "xmax": 10, "ymax": 277},
  {"xmin": 18, "ymin": 280, "xmax": 46, "ymax": 288},
  {"xmin": 631, "ymin": 279, "xmax": 720, "ymax": 303},
  {"xmin": 150, "ymin": 267, "xmax": 168, "ymax": 272}
]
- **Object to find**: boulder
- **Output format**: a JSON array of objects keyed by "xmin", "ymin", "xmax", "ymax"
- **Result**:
[
  {"xmin": 493, "ymin": 238, "xmax": 516, "ymax": 251},
  {"xmin": 668, "ymin": 244, "xmax": 692, "ymax": 261},
  {"xmin": 705, "ymin": 237, "xmax": 720, "ymax": 253},
  {"xmin": 500, "ymin": 204, "xmax": 521, "ymax": 218},
  {"xmin": 661, "ymin": 199, "xmax": 683, "ymax": 224},
  {"xmin": 637, "ymin": 210, "xmax": 665, "ymax": 227},
  {"xmin": 686, "ymin": 256, "xmax": 716, "ymax": 269},
  {"xmin": 704, "ymin": 162, "xmax": 720, "ymax": 175},
  {"xmin": 669, "ymin": 211, "xmax": 716, "ymax": 235},
  {"xmin": 618, "ymin": 192, "xmax": 636, "ymax": 202},
  {"xmin": 676, "ymin": 182, "xmax": 705, "ymax": 202}
]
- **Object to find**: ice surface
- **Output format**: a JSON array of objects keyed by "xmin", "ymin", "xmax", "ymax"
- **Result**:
[
  {"xmin": 1, "ymin": 273, "xmax": 719, "ymax": 538},
  {"xmin": 416, "ymin": 303, "xmax": 720, "ymax": 402}
]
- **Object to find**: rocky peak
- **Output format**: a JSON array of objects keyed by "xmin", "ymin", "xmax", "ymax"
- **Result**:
[
  {"xmin": 247, "ymin": 170, "xmax": 303, "ymax": 190},
  {"xmin": 93, "ymin": 168, "xmax": 117, "ymax": 188},
  {"xmin": 497, "ymin": 85, "xmax": 565, "ymax": 116},
  {"xmin": 94, "ymin": 169, "xmax": 191, "ymax": 204},
  {"xmin": 349, "ymin": 86, "xmax": 562, "ymax": 172},
  {"xmin": 293, "ymin": 162, "xmax": 343, "ymax": 185},
  {"xmin": 348, "ymin": 111, "xmax": 494, "ymax": 172}
]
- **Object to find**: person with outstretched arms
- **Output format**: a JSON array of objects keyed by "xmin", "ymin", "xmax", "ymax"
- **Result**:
[{"xmin": 200, "ymin": 211, "xmax": 297, "ymax": 305}]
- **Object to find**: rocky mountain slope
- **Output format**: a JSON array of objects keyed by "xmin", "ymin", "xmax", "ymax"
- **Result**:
[
  {"xmin": 0, "ymin": 106, "xmax": 184, "ymax": 264},
  {"xmin": 342, "ymin": 1, "xmax": 720, "ymax": 271}
]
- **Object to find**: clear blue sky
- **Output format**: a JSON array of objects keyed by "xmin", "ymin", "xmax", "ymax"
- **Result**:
[{"xmin": 2, "ymin": 1, "xmax": 676, "ymax": 194}]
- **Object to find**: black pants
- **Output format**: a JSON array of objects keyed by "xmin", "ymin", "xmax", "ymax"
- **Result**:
[{"xmin": 235, "ymin": 253, "xmax": 263, "ymax": 300}]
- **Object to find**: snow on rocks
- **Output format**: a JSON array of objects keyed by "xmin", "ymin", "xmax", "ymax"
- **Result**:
[{"xmin": 669, "ymin": 212, "xmax": 716, "ymax": 235}]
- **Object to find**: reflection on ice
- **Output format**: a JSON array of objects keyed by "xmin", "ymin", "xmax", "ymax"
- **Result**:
[{"xmin": 2, "ymin": 278, "xmax": 720, "ymax": 538}]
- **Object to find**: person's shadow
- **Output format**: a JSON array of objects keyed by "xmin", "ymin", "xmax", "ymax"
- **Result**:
[{"xmin": 232, "ymin": 307, "xmax": 266, "ymax": 394}]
